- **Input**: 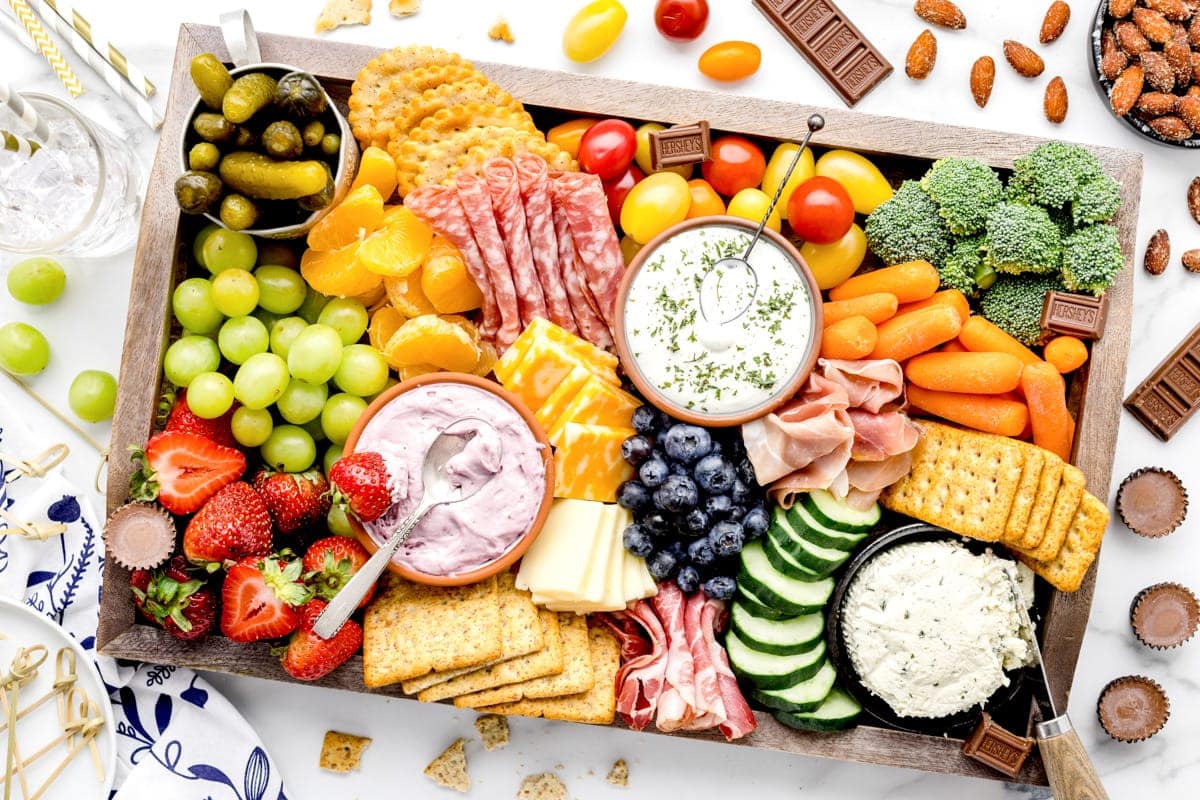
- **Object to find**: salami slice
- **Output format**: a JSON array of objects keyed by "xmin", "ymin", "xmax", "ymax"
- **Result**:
[
  {"xmin": 550, "ymin": 171, "xmax": 625, "ymax": 326},
  {"xmin": 483, "ymin": 158, "xmax": 547, "ymax": 328},
  {"xmin": 455, "ymin": 171, "xmax": 522, "ymax": 349},
  {"xmin": 514, "ymin": 153, "xmax": 578, "ymax": 334},
  {"xmin": 403, "ymin": 184, "xmax": 499, "ymax": 338},
  {"xmin": 553, "ymin": 202, "xmax": 613, "ymax": 349}
]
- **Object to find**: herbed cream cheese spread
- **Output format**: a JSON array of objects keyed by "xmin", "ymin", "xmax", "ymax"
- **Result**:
[{"xmin": 842, "ymin": 540, "xmax": 1036, "ymax": 719}]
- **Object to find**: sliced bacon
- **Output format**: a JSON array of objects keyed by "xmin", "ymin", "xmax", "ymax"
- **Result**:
[
  {"xmin": 455, "ymin": 171, "xmax": 522, "ymax": 349},
  {"xmin": 483, "ymin": 158, "xmax": 547, "ymax": 327},
  {"xmin": 682, "ymin": 590, "xmax": 726, "ymax": 731},
  {"xmin": 612, "ymin": 601, "xmax": 668, "ymax": 731},
  {"xmin": 552, "ymin": 203, "xmax": 613, "ymax": 348},
  {"xmin": 514, "ymin": 153, "xmax": 578, "ymax": 334},
  {"xmin": 653, "ymin": 582, "xmax": 697, "ymax": 732},
  {"xmin": 550, "ymin": 172, "xmax": 625, "ymax": 326}
]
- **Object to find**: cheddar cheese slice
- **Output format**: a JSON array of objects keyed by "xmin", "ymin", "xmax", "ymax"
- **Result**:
[
  {"xmin": 547, "ymin": 377, "xmax": 639, "ymax": 446},
  {"xmin": 494, "ymin": 317, "xmax": 619, "ymax": 385},
  {"xmin": 534, "ymin": 365, "xmax": 592, "ymax": 431},
  {"xmin": 553, "ymin": 423, "xmax": 636, "ymax": 503}
]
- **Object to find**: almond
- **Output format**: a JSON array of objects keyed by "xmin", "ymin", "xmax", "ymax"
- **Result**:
[
  {"xmin": 914, "ymin": 0, "xmax": 966, "ymax": 29},
  {"xmin": 1165, "ymin": 27, "xmax": 1193, "ymax": 88},
  {"xmin": 1101, "ymin": 29, "xmax": 1130, "ymax": 80},
  {"xmin": 1145, "ymin": 229, "xmax": 1171, "ymax": 275},
  {"xmin": 906, "ymin": 29, "xmax": 938, "ymax": 79},
  {"xmin": 1181, "ymin": 95, "xmax": 1200, "ymax": 131},
  {"xmin": 1142, "ymin": 51, "xmax": 1177, "ymax": 92},
  {"xmin": 1044, "ymin": 76, "xmax": 1069, "ymax": 122},
  {"xmin": 1150, "ymin": 114, "xmax": 1194, "ymax": 139},
  {"xmin": 1109, "ymin": 0, "xmax": 1136, "ymax": 17},
  {"xmin": 1137, "ymin": 91, "xmax": 1181, "ymax": 115},
  {"xmin": 1134, "ymin": 7, "xmax": 1175, "ymax": 43},
  {"xmin": 1111, "ymin": 64, "xmax": 1145, "ymax": 114},
  {"xmin": 1189, "ymin": 85, "xmax": 1200, "ymax": 99},
  {"xmin": 1183, "ymin": 249, "xmax": 1200, "ymax": 272},
  {"xmin": 1193, "ymin": 52, "xmax": 1200, "ymax": 85},
  {"xmin": 1115, "ymin": 20, "xmax": 1151, "ymax": 55},
  {"xmin": 1144, "ymin": 0, "xmax": 1189, "ymax": 22},
  {"xmin": 1190, "ymin": 177, "xmax": 1200, "ymax": 224},
  {"xmin": 1190, "ymin": 16, "xmax": 1200, "ymax": 49},
  {"xmin": 1003, "ymin": 40, "xmax": 1045, "ymax": 77},
  {"xmin": 1040, "ymin": 1, "xmax": 1071, "ymax": 44},
  {"xmin": 970, "ymin": 56, "xmax": 996, "ymax": 107}
]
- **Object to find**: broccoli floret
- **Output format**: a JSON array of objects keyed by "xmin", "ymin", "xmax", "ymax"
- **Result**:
[
  {"xmin": 1007, "ymin": 142, "xmax": 1105, "ymax": 210},
  {"xmin": 983, "ymin": 202, "xmax": 1062, "ymax": 275},
  {"xmin": 1071, "ymin": 173, "xmax": 1121, "ymax": 226},
  {"xmin": 864, "ymin": 180, "xmax": 953, "ymax": 268},
  {"xmin": 919, "ymin": 158, "xmax": 1004, "ymax": 236},
  {"xmin": 979, "ymin": 273, "xmax": 1063, "ymax": 345},
  {"xmin": 1061, "ymin": 224, "xmax": 1124, "ymax": 295},
  {"xmin": 939, "ymin": 235, "xmax": 984, "ymax": 296}
]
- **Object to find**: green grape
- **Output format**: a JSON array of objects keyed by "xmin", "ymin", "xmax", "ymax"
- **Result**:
[
  {"xmin": 187, "ymin": 371, "xmax": 235, "ymax": 418},
  {"xmin": 302, "ymin": 416, "xmax": 327, "ymax": 443},
  {"xmin": 0, "ymin": 322, "xmax": 50, "ymax": 376},
  {"xmin": 254, "ymin": 264, "xmax": 307, "ymax": 314},
  {"xmin": 269, "ymin": 316, "xmax": 307, "ymax": 360},
  {"xmin": 211, "ymin": 269, "xmax": 259, "ymax": 317},
  {"xmin": 163, "ymin": 335, "xmax": 221, "ymax": 387},
  {"xmin": 261, "ymin": 424, "xmax": 316, "ymax": 472},
  {"xmin": 256, "ymin": 241, "xmax": 298, "ymax": 270},
  {"xmin": 276, "ymin": 379, "xmax": 328, "ymax": 424},
  {"xmin": 192, "ymin": 223, "xmax": 221, "ymax": 270},
  {"xmin": 366, "ymin": 376, "xmax": 399, "ymax": 405},
  {"xmin": 287, "ymin": 324, "xmax": 343, "ymax": 384},
  {"xmin": 252, "ymin": 306, "xmax": 283, "ymax": 332},
  {"xmin": 68, "ymin": 370, "xmax": 117, "ymax": 422},
  {"xmin": 172, "ymin": 278, "xmax": 224, "ymax": 334},
  {"xmin": 326, "ymin": 504, "xmax": 354, "ymax": 536},
  {"xmin": 323, "ymin": 443, "xmax": 343, "ymax": 476},
  {"xmin": 333, "ymin": 344, "xmax": 389, "ymax": 397},
  {"xmin": 7, "ymin": 257, "xmax": 66, "ymax": 305},
  {"xmin": 297, "ymin": 285, "xmax": 330, "ymax": 324},
  {"xmin": 201, "ymin": 227, "xmax": 257, "ymax": 274},
  {"xmin": 231, "ymin": 406, "xmax": 273, "ymax": 447},
  {"xmin": 232, "ymin": 352, "xmax": 290, "ymax": 410},
  {"xmin": 321, "ymin": 392, "xmax": 367, "ymax": 445},
  {"xmin": 218, "ymin": 316, "xmax": 269, "ymax": 365},
  {"xmin": 317, "ymin": 298, "xmax": 369, "ymax": 345}
]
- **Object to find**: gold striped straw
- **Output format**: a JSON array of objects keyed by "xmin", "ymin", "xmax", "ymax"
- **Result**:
[
  {"xmin": 1, "ymin": 130, "xmax": 41, "ymax": 156},
  {"xmin": 5, "ymin": 0, "xmax": 83, "ymax": 98},
  {"xmin": 41, "ymin": 0, "xmax": 155, "ymax": 98}
]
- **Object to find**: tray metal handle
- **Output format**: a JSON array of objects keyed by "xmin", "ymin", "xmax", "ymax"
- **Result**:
[{"xmin": 219, "ymin": 9, "xmax": 261, "ymax": 67}]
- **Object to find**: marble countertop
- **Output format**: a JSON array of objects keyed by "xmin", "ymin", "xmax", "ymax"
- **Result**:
[{"xmin": 2, "ymin": 1, "xmax": 1197, "ymax": 797}]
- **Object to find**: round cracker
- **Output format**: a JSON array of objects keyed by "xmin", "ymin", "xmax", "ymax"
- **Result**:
[
  {"xmin": 395, "ymin": 125, "xmax": 532, "ymax": 197},
  {"xmin": 386, "ymin": 79, "xmax": 517, "ymax": 157},
  {"xmin": 363, "ymin": 62, "xmax": 483, "ymax": 149},
  {"xmin": 406, "ymin": 103, "xmax": 537, "ymax": 146},
  {"xmin": 348, "ymin": 45, "xmax": 465, "ymax": 146},
  {"xmin": 457, "ymin": 135, "xmax": 578, "ymax": 177}
]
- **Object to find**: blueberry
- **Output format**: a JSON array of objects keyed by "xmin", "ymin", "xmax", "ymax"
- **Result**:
[
  {"xmin": 661, "ymin": 424, "xmax": 712, "ymax": 464},
  {"xmin": 704, "ymin": 493, "xmax": 734, "ymax": 518},
  {"xmin": 621, "ymin": 434, "xmax": 654, "ymax": 466},
  {"xmin": 632, "ymin": 405, "xmax": 665, "ymax": 435},
  {"xmin": 641, "ymin": 511, "xmax": 671, "ymax": 536},
  {"xmin": 736, "ymin": 457, "xmax": 757, "ymax": 485},
  {"xmin": 727, "ymin": 505, "xmax": 747, "ymax": 521},
  {"xmin": 666, "ymin": 539, "xmax": 688, "ymax": 561},
  {"xmin": 711, "ymin": 521, "xmax": 745, "ymax": 557},
  {"xmin": 703, "ymin": 575, "xmax": 737, "ymax": 601},
  {"xmin": 687, "ymin": 537, "xmax": 716, "ymax": 566},
  {"xmin": 638, "ymin": 457, "xmax": 669, "ymax": 488},
  {"xmin": 615, "ymin": 480, "xmax": 651, "ymax": 513},
  {"xmin": 742, "ymin": 506, "xmax": 769, "ymax": 539},
  {"xmin": 675, "ymin": 565, "xmax": 701, "ymax": 594},
  {"xmin": 646, "ymin": 549, "xmax": 679, "ymax": 581},
  {"xmin": 693, "ymin": 454, "xmax": 736, "ymax": 495},
  {"xmin": 730, "ymin": 478, "xmax": 753, "ymax": 505},
  {"xmin": 654, "ymin": 474, "xmax": 699, "ymax": 513},
  {"xmin": 683, "ymin": 508, "xmax": 709, "ymax": 533},
  {"xmin": 622, "ymin": 524, "xmax": 654, "ymax": 557}
]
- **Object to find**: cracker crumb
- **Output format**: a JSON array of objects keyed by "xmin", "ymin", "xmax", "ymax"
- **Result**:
[
  {"xmin": 488, "ymin": 18, "xmax": 515, "ymax": 43},
  {"xmin": 319, "ymin": 730, "xmax": 371, "ymax": 773},
  {"xmin": 606, "ymin": 758, "xmax": 628, "ymax": 787},
  {"xmin": 424, "ymin": 738, "xmax": 470, "ymax": 793},
  {"xmin": 475, "ymin": 713, "xmax": 510, "ymax": 751},
  {"xmin": 389, "ymin": 0, "xmax": 420, "ymax": 16},
  {"xmin": 314, "ymin": 0, "xmax": 371, "ymax": 33},
  {"xmin": 516, "ymin": 772, "xmax": 567, "ymax": 800}
]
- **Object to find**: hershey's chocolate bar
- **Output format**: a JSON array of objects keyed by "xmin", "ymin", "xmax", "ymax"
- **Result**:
[
  {"xmin": 1124, "ymin": 321, "xmax": 1200, "ymax": 441},
  {"xmin": 649, "ymin": 121, "xmax": 711, "ymax": 171},
  {"xmin": 961, "ymin": 712, "xmax": 1035, "ymax": 778},
  {"xmin": 1041, "ymin": 291, "xmax": 1109, "ymax": 340}
]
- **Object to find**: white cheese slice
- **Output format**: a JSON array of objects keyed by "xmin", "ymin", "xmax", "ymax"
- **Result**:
[{"xmin": 515, "ymin": 499, "xmax": 607, "ymax": 601}]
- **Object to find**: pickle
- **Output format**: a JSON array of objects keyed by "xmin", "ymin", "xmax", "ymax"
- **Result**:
[
  {"xmin": 190, "ymin": 54, "xmax": 233, "ymax": 111},
  {"xmin": 302, "ymin": 120, "xmax": 325, "ymax": 148},
  {"xmin": 188, "ymin": 142, "xmax": 221, "ymax": 171},
  {"xmin": 222, "ymin": 72, "xmax": 278, "ymax": 124},
  {"xmin": 234, "ymin": 125, "xmax": 255, "ymax": 149},
  {"xmin": 298, "ymin": 162, "xmax": 335, "ymax": 211},
  {"xmin": 175, "ymin": 171, "xmax": 223, "ymax": 215},
  {"xmin": 319, "ymin": 133, "xmax": 341, "ymax": 157},
  {"xmin": 192, "ymin": 113, "xmax": 236, "ymax": 143},
  {"xmin": 262, "ymin": 120, "xmax": 303, "ymax": 159},
  {"xmin": 219, "ymin": 193, "xmax": 259, "ymax": 231},
  {"xmin": 275, "ymin": 72, "xmax": 327, "ymax": 118},
  {"xmin": 219, "ymin": 151, "xmax": 329, "ymax": 200}
]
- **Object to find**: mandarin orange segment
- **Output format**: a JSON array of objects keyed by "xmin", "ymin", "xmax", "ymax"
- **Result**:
[
  {"xmin": 305, "ymin": 184, "xmax": 385, "ymax": 252},
  {"xmin": 300, "ymin": 241, "xmax": 384, "ymax": 298},
  {"xmin": 471, "ymin": 340, "xmax": 499, "ymax": 377},
  {"xmin": 349, "ymin": 146, "xmax": 399, "ymax": 200},
  {"xmin": 421, "ymin": 237, "xmax": 484, "ymax": 313},
  {"xmin": 358, "ymin": 207, "xmax": 434, "ymax": 277},
  {"xmin": 368, "ymin": 305, "xmax": 405, "ymax": 352},
  {"xmin": 396, "ymin": 362, "xmax": 443, "ymax": 380},
  {"xmin": 385, "ymin": 314, "xmax": 480, "ymax": 372},
  {"xmin": 352, "ymin": 281, "xmax": 388, "ymax": 309},
  {"xmin": 384, "ymin": 271, "xmax": 437, "ymax": 317},
  {"xmin": 439, "ymin": 313, "xmax": 480, "ymax": 344}
]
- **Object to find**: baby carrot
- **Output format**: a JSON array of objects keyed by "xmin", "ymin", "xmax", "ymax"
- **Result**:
[
  {"xmin": 906, "ymin": 351, "xmax": 1025, "ymax": 394},
  {"xmin": 896, "ymin": 289, "xmax": 970, "ymax": 323},
  {"xmin": 822, "ymin": 292, "xmax": 899, "ymax": 327},
  {"xmin": 907, "ymin": 384, "xmax": 1030, "ymax": 437},
  {"xmin": 1043, "ymin": 336, "xmax": 1089, "ymax": 373},
  {"xmin": 821, "ymin": 315, "xmax": 878, "ymax": 360},
  {"xmin": 941, "ymin": 339, "xmax": 968, "ymax": 353},
  {"xmin": 957, "ymin": 316, "xmax": 1042, "ymax": 366},
  {"xmin": 1021, "ymin": 361, "xmax": 1075, "ymax": 460},
  {"xmin": 870, "ymin": 305, "xmax": 962, "ymax": 362},
  {"xmin": 828, "ymin": 260, "xmax": 941, "ymax": 304}
]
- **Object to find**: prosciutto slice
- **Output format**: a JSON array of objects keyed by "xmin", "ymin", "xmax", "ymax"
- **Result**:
[
  {"xmin": 552, "ymin": 203, "xmax": 613, "ymax": 348},
  {"xmin": 455, "ymin": 171, "xmax": 522, "ymax": 349},
  {"xmin": 699, "ymin": 596, "xmax": 756, "ymax": 740},
  {"xmin": 653, "ymin": 583, "xmax": 698, "ymax": 732},
  {"xmin": 514, "ymin": 153, "xmax": 578, "ymax": 334},
  {"xmin": 742, "ymin": 373, "xmax": 855, "ymax": 486},
  {"xmin": 550, "ymin": 172, "xmax": 625, "ymax": 325},
  {"xmin": 682, "ymin": 589, "xmax": 725, "ymax": 731},
  {"xmin": 821, "ymin": 358, "xmax": 906, "ymax": 413},
  {"xmin": 609, "ymin": 602, "xmax": 668, "ymax": 731},
  {"xmin": 483, "ymin": 158, "xmax": 547, "ymax": 327}
]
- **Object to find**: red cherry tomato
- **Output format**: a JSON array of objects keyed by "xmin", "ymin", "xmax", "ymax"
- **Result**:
[
  {"xmin": 577, "ymin": 119, "xmax": 637, "ymax": 181},
  {"xmin": 603, "ymin": 164, "xmax": 645, "ymax": 224},
  {"xmin": 654, "ymin": 0, "xmax": 709, "ymax": 41},
  {"xmin": 786, "ymin": 176, "xmax": 855, "ymax": 245},
  {"xmin": 701, "ymin": 136, "xmax": 766, "ymax": 197}
]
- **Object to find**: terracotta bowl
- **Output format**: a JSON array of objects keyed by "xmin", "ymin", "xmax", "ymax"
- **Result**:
[
  {"xmin": 613, "ymin": 215, "xmax": 823, "ymax": 427},
  {"xmin": 342, "ymin": 373, "xmax": 555, "ymax": 586}
]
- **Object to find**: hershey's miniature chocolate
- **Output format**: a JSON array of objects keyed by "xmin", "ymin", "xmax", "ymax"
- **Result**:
[
  {"xmin": 648, "ymin": 121, "xmax": 711, "ymax": 171},
  {"xmin": 1124, "ymin": 321, "xmax": 1200, "ymax": 441},
  {"xmin": 1040, "ymin": 291, "xmax": 1109, "ymax": 340},
  {"xmin": 961, "ymin": 712, "xmax": 1034, "ymax": 778}
]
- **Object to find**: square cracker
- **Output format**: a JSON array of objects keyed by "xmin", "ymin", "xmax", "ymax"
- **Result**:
[
  {"xmin": 452, "ymin": 613, "xmax": 590, "ymax": 707},
  {"xmin": 363, "ymin": 575, "xmax": 502, "ymax": 688},
  {"xmin": 1022, "ymin": 465, "xmax": 1085, "ymax": 562},
  {"xmin": 881, "ymin": 421, "xmax": 1024, "ymax": 542},
  {"xmin": 1021, "ymin": 493, "xmax": 1109, "ymax": 592},
  {"xmin": 476, "ymin": 625, "xmax": 617, "ymax": 725},
  {"xmin": 1002, "ymin": 445, "xmax": 1045, "ymax": 546},
  {"xmin": 319, "ymin": 731, "xmax": 371, "ymax": 773},
  {"xmin": 1016, "ymin": 452, "xmax": 1065, "ymax": 550}
]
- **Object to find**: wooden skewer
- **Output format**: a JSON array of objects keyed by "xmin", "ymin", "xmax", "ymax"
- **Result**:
[
  {"xmin": 26, "ymin": 708, "xmax": 103, "ymax": 800},
  {"xmin": 1, "ymin": 645, "xmax": 47, "ymax": 800}
]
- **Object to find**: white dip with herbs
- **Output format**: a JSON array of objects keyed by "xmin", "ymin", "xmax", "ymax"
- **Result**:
[
  {"xmin": 622, "ymin": 224, "xmax": 814, "ymax": 416},
  {"xmin": 842, "ymin": 540, "xmax": 1036, "ymax": 719}
]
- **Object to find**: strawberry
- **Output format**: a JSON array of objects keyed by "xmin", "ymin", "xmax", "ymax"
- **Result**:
[
  {"xmin": 130, "ymin": 556, "xmax": 217, "ymax": 641},
  {"xmin": 129, "ymin": 431, "xmax": 246, "ymax": 515},
  {"xmin": 183, "ymin": 482, "xmax": 272, "ymax": 570},
  {"xmin": 220, "ymin": 554, "xmax": 311, "ymax": 643},
  {"xmin": 280, "ymin": 598, "xmax": 363, "ymax": 681},
  {"xmin": 303, "ymin": 536, "xmax": 374, "ymax": 608},
  {"xmin": 162, "ymin": 388, "xmax": 238, "ymax": 449},
  {"xmin": 328, "ymin": 452, "xmax": 393, "ymax": 522},
  {"xmin": 253, "ymin": 469, "xmax": 331, "ymax": 534}
]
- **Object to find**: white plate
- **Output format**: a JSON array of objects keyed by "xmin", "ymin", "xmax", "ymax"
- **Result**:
[{"xmin": 0, "ymin": 596, "xmax": 116, "ymax": 799}]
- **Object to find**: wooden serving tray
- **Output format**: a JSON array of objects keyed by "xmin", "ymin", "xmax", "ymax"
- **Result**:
[{"xmin": 99, "ymin": 23, "xmax": 1140, "ymax": 786}]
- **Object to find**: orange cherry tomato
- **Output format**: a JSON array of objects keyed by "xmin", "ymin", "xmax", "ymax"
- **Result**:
[
  {"xmin": 686, "ymin": 179, "xmax": 725, "ymax": 218},
  {"xmin": 701, "ymin": 136, "xmax": 766, "ymax": 197},
  {"xmin": 547, "ymin": 118, "xmax": 599, "ymax": 159},
  {"xmin": 698, "ymin": 41, "xmax": 762, "ymax": 82}
]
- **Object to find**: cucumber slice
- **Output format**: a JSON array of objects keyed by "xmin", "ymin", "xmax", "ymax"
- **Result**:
[
  {"xmin": 772, "ymin": 686, "xmax": 862, "ymax": 732},
  {"xmin": 735, "ymin": 584, "xmax": 793, "ymax": 620},
  {"xmin": 801, "ymin": 489, "xmax": 881, "ymax": 533},
  {"xmin": 765, "ymin": 513, "xmax": 851, "ymax": 578},
  {"xmin": 737, "ymin": 541, "xmax": 834, "ymax": 615},
  {"xmin": 725, "ymin": 629, "xmax": 827, "ymax": 690},
  {"xmin": 730, "ymin": 601, "xmax": 823, "ymax": 656},
  {"xmin": 750, "ymin": 660, "xmax": 837, "ymax": 713},
  {"xmin": 786, "ymin": 500, "xmax": 869, "ymax": 552}
]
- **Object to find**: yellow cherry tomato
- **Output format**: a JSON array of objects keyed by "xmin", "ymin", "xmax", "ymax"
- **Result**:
[
  {"xmin": 620, "ymin": 235, "xmax": 643, "ymax": 265},
  {"xmin": 620, "ymin": 172, "xmax": 691, "ymax": 244},
  {"xmin": 761, "ymin": 142, "xmax": 815, "ymax": 222},
  {"xmin": 698, "ymin": 41, "xmax": 762, "ymax": 82},
  {"xmin": 563, "ymin": 0, "xmax": 628, "ymax": 63},
  {"xmin": 547, "ymin": 118, "xmax": 598, "ymax": 159},
  {"xmin": 726, "ymin": 188, "xmax": 781, "ymax": 232},
  {"xmin": 814, "ymin": 150, "xmax": 893, "ymax": 215},
  {"xmin": 633, "ymin": 122, "xmax": 692, "ymax": 179},
  {"xmin": 800, "ymin": 223, "xmax": 867, "ymax": 290},
  {"xmin": 686, "ymin": 179, "xmax": 725, "ymax": 219}
]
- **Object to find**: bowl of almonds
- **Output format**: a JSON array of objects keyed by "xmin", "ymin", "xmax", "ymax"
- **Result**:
[{"xmin": 1091, "ymin": 0, "xmax": 1200, "ymax": 147}]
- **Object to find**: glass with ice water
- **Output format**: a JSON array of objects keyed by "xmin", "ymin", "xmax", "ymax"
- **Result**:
[{"xmin": 0, "ymin": 92, "xmax": 143, "ymax": 257}]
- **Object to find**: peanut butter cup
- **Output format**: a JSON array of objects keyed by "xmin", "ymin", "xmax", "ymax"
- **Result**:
[{"xmin": 1116, "ymin": 467, "xmax": 1187, "ymax": 538}]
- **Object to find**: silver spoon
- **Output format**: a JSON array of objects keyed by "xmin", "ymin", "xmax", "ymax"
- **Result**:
[
  {"xmin": 698, "ymin": 114, "xmax": 825, "ymax": 326},
  {"xmin": 313, "ymin": 417, "xmax": 502, "ymax": 640}
]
